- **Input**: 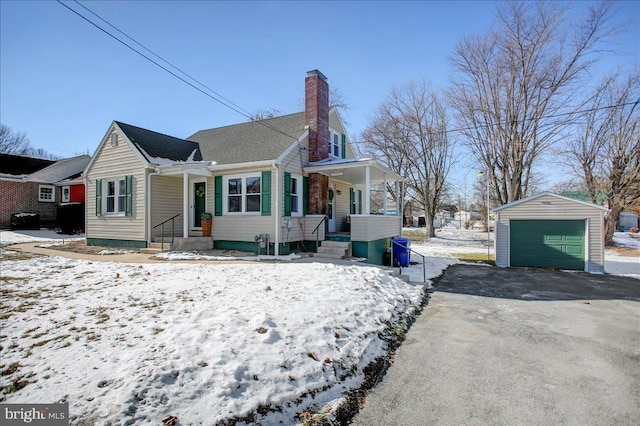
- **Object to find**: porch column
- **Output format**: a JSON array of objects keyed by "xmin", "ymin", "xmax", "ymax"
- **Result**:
[
  {"xmin": 396, "ymin": 180, "xmax": 402, "ymax": 234},
  {"xmin": 183, "ymin": 172, "xmax": 189, "ymax": 238},
  {"xmin": 365, "ymin": 165, "xmax": 371, "ymax": 215},
  {"xmin": 383, "ymin": 173, "xmax": 388, "ymax": 215}
]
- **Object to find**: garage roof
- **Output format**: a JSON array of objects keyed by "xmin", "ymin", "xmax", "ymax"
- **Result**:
[{"xmin": 493, "ymin": 192, "xmax": 608, "ymax": 212}]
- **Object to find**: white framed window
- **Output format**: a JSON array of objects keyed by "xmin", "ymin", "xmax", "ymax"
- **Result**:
[
  {"xmin": 38, "ymin": 185, "xmax": 55, "ymax": 202},
  {"xmin": 290, "ymin": 175, "xmax": 303, "ymax": 216},
  {"xmin": 61, "ymin": 186, "xmax": 70, "ymax": 203},
  {"xmin": 105, "ymin": 178, "xmax": 126, "ymax": 214},
  {"xmin": 329, "ymin": 129, "xmax": 342, "ymax": 158},
  {"xmin": 225, "ymin": 174, "xmax": 261, "ymax": 214}
]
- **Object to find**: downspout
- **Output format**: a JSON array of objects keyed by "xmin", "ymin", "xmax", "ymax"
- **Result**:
[
  {"xmin": 146, "ymin": 167, "xmax": 160, "ymax": 246},
  {"xmin": 273, "ymin": 163, "xmax": 280, "ymax": 256}
]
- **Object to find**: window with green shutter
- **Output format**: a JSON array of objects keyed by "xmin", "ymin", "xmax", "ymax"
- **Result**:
[
  {"xmin": 284, "ymin": 172, "xmax": 291, "ymax": 217},
  {"xmin": 261, "ymin": 170, "xmax": 271, "ymax": 216},
  {"xmin": 341, "ymin": 134, "xmax": 346, "ymax": 159},
  {"xmin": 125, "ymin": 175, "xmax": 133, "ymax": 216},
  {"xmin": 95, "ymin": 179, "xmax": 102, "ymax": 216},
  {"xmin": 214, "ymin": 176, "xmax": 223, "ymax": 216}
]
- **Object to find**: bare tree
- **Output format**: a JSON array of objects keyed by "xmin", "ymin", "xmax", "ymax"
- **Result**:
[
  {"xmin": 0, "ymin": 124, "xmax": 31, "ymax": 155},
  {"xmin": 448, "ymin": 1, "xmax": 615, "ymax": 205},
  {"xmin": 249, "ymin": 108, "xmax": 281, "ymax": 121},
  {"xmin": 363, "ymin": 81, "xmax": 455, "ymax": 238},
  {"xmin": 0, "ymin": 124, "xmax": 59, "ymax": 160},
  {"xmin": 567, "ymin": 72, "xmax": 639, "ymax": 245}
]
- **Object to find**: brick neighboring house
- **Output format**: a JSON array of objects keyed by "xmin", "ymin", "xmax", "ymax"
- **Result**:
[{"xmin": 0, "ymin": 154, "xmax": 91, "ymax": 229}]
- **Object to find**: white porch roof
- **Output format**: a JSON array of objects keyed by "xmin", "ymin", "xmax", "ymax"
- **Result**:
[{"xmin": 304, "ymin": 158, "xmax": 404, "ymax": 184}]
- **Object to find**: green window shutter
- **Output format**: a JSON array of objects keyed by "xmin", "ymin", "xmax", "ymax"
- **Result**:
[
  {"xmin": 261, "ymin": 170, "xmax": 271, "ymax": 216},
  {"xmin": 214, "ymin": 176, "xmax": 223, "ymax": 216},
  {"xmin": 303, "ymin": 176, "xmax": 309, "ymax": 215},
  {"xmin": 284, "ymin": 172, "xmax": 291, "ymax": 217},
  {"xmin": 125, "ymin": 175, "xmax": 133, "ymax": 216},
  {"xmin": 358, "ymin": 190, "xmax": 362, "ymax": 214},
  {"xmin": 341, "ymin": 134, "xmax": 346, "ymax": 159},
  {"xmin": 350, "ymin": 188, "xmax": 355, "ymax": 214},
  {"xmin": 95, "ymin": 179, "xmax": 102, "ymax": 217}
]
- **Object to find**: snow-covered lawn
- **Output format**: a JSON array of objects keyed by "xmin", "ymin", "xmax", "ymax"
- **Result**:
[
  {"xmin": 0, "ymin": 229, "xmax": 84, "ymax": 248},
  {"xmin": 0, "ymin": 232, "xmax": 431, "ymax": 425},
  {"xmin": 0, "ymin": 228, "xmax": 637, "ymax": 424}
]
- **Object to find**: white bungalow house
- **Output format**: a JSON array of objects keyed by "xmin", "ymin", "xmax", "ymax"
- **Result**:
[{"xmin": 84, "ymin": 70, "xmax": 403, "ymax": 264}]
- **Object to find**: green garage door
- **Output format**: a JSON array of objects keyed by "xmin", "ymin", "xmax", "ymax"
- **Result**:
[{"xmin": 510, "ymin": 220, "xmax": 585, "ymax": 270}]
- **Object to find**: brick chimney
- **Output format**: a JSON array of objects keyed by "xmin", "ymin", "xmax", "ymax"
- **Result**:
[
  {"xmin": 305, "ymin": 69, "xmax": 329, "ymax": 163},
  {"xmin": 305, "ymin": 70, "xmax": 330, "ymax": 215}
]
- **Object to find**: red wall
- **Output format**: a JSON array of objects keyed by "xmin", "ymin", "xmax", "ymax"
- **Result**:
[{"xmin": 70, "ymin": 184, "xmax": 85, "ymax": 202}]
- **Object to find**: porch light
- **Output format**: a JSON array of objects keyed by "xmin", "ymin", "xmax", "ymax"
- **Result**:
[{"xmin": 330, "ymin": 172, "xmax": 344, "ymax": 177}]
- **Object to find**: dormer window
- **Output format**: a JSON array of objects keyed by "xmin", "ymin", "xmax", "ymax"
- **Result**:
[{"xmin": 329, "ymin": 129, "xmax": 343, "ymax": 159}]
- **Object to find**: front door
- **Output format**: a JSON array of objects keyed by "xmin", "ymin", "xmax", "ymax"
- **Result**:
[
  {"xmin": 193, "ymin": 181, "xmax": 206, "ymax": 229},
  {"xmin": 328, "ymin": 183, "xmax": 336, "ymax": 232}
]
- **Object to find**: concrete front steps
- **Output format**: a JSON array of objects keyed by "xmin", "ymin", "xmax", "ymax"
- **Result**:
[
  {"xmin": 141, "ymin": 237, "xmax": 213, "ymax": 253},
  {"xmin": 315, "ymin": 240, "xmax": 352, "ymax": 260}
]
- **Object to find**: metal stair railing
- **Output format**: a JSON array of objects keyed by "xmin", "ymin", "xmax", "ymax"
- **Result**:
[
  {"xmin": 391, "ymin": 239, "xmax": 427, "ymax": 283},
  {"xmin": 152, "ymin": 213, "xmax": 180, "ymax": 251},
  {"xmin": 311, "ymin": 215, "xmax": 328, "ymax": 252}
]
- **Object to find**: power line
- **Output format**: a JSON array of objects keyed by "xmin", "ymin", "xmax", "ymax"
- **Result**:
[
  {"xmin": 56, "ymin": 1, "xmax": 300, "ymax": 142},
  {"xmin": 71, "ymin": 0, "xmax": 253, "ymax": 119}
]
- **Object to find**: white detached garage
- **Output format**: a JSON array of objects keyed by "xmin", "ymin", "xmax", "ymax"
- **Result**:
[{"xmin": 494, "ymin": 192, "xmax": 606, "ymax": 273}]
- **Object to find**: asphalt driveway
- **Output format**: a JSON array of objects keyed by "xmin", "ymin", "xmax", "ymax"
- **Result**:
[{"xmin": 352, "ymin": 264, "xmax": 640, "ymax": 425}]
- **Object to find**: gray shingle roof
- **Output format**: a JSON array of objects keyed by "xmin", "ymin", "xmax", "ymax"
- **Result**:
[
  {"xmin": 115, "ymin": 121, "xmax": 202, "ymax": 163},
  {"xmin": 188, "ymin": 112, "xmax": 306, "ymax": 165},
  {"xmin": 26, "ymin": 155, "xmax": 91, "ymax": 183}
]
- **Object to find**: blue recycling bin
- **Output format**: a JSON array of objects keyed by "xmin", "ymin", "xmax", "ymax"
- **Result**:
[{"xmin": 393, "ymin": 237, "xmax": 411, "ymax": 267}]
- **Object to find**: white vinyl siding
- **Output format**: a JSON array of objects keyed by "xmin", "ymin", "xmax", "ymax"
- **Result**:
[
  {"xmin": 86, "ymin": 129, "xmax": 147, "ymax": 242},
  {"xmin": 350, "ymin": 215, "xmax": 401, "ymax": 242},
  {"xmin": 279, "ymin": 145, "xmax": 307, "ymax": 243},
  {"xmin": 212, "ymin": 166, "xmax": 276, "ymax": 241},
  {"xmin": 494, "ymin": 193, "xmax": 605, "ymax": 273},
  {"xmin": 150, "ymin": 175, "xmax": 184, "ymax": 239},
  {"xmin": 332, "ymin": 180, "xmax": 351, "ymax": 232}
]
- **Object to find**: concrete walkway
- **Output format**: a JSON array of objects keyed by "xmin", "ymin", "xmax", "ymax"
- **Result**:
[{"xmin": 353, "ymin": 264, "xmax": 640, "ymax": 425}]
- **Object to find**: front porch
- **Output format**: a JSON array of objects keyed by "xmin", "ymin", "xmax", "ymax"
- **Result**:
[{"xmin": 305, "ymin": 158, "xmax": 404, "ymax": 264}]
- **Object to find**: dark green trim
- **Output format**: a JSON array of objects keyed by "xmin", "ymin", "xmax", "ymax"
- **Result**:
[
  {"xmin": 326, "ymin": 234, "xmax": 351, "ymax": 242},
  {"xmin": 352, "ymin": 237, "xmax": 392, "ymax": 265},
  {"xmin": 125, "ymin": 175, "xmax": 133, "ymax": 217},
  {"xmin": 214, "ymin": 240, "xmax": 292, "ymax": 255},
  {"xmin": 358, "ymin": 190, "xmax": 362, "ymax": 214},
  {"xmin": 284, "ymin": 172, "xmax": 292, "ymax": 217},
  {"xmin": 86, "ymin": 238, "xmax": 147, "ymax": 249},
  {"xmin": 95, "ymin": 179, "xmax": 102, "ymax": 217},
  {"xmin": 341, "ymin": 134, "xmax": 346, "ymax": 159},
  {"xmin": 303, "ymin": 176, "xmax": 309, "ymax": 215},
  {"xmin": 261, "ymin": 171, "xmax": 271, "ymax": 216},
  {"xmin": 214, "ymin": 176, "xmax": 223, "ymax": 216}
]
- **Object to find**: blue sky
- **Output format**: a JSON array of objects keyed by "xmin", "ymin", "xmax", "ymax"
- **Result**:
[{"xmin": 1, "ymin": 1, "xmax": 638, "ymax": 190}]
